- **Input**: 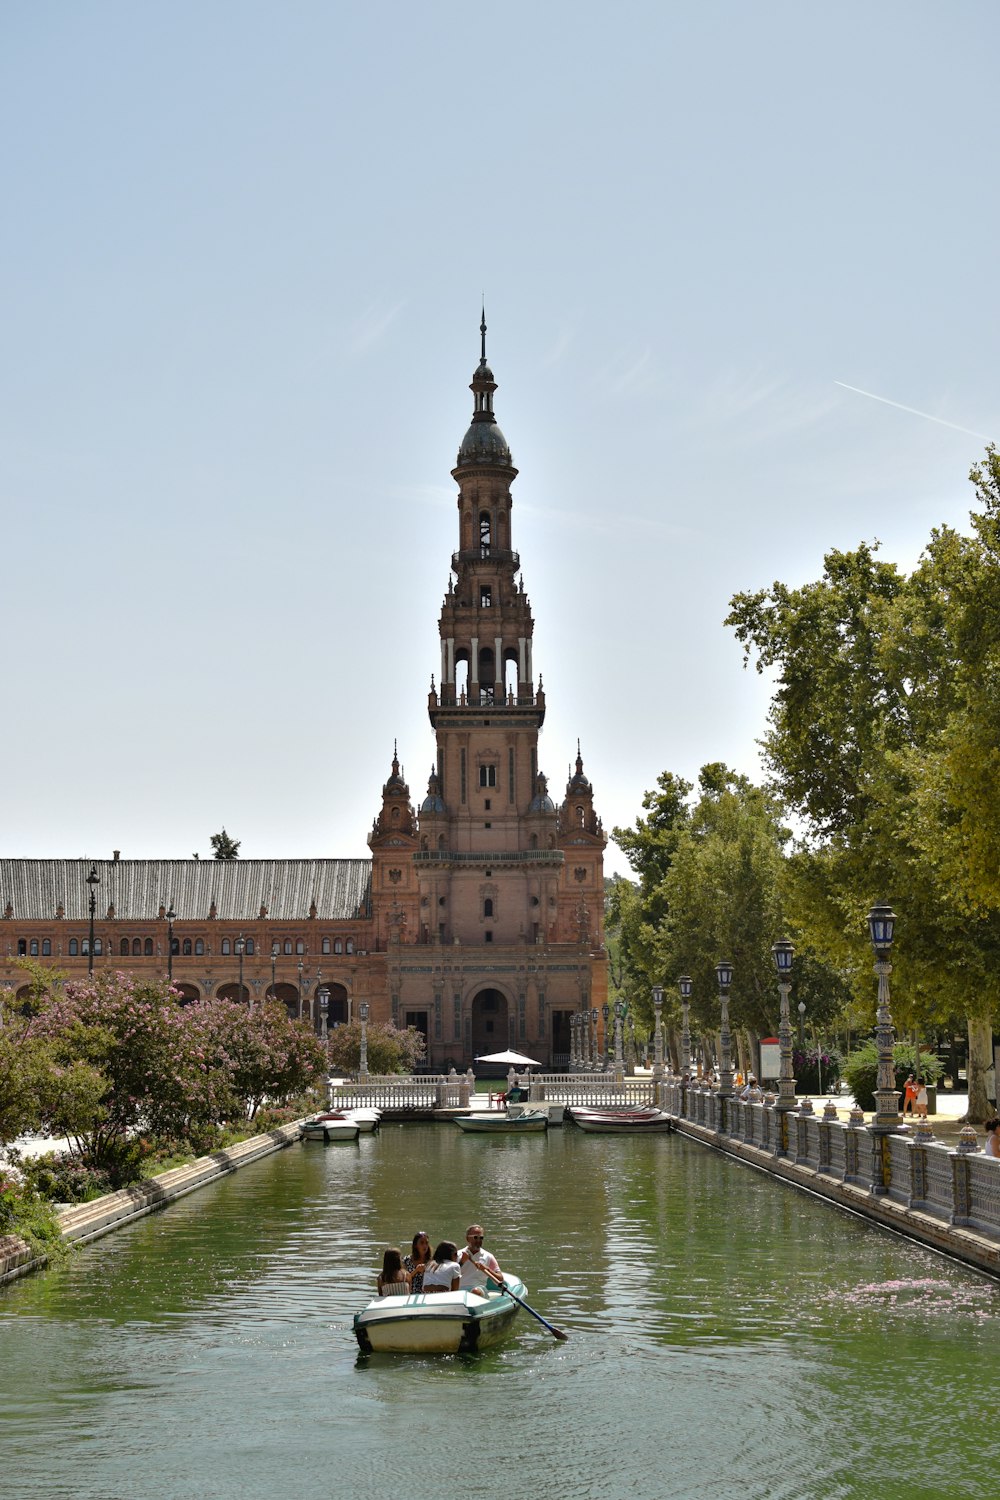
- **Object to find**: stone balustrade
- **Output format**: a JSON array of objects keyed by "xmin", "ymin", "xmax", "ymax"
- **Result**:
[{"xmin": 655, "ymin": 1075, "xmax": 1000, "ymax": 1275}]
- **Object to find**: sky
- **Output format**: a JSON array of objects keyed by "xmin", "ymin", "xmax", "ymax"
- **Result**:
[{"xmin": 3, "ymin": 2, "xmax": 998, "ymax": 874}]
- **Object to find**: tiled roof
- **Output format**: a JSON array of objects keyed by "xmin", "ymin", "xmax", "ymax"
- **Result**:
[{"xmin": 0, "ymin": 859, "xmax": 373, "ymax": 923}]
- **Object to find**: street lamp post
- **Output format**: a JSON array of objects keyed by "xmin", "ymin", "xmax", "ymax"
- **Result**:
[
  {"xmin": 590, "ymin": 1007, "xmax": 598, "ymax": 1072},
  {"xmin": 771, "ymin": 939, "xmax": 797, "ymax": 1117},
  {"xmin": 678, "ymin": 976, "xmax": 692, "ymax": 1078},
  {"xmin": 614, "ymin": 1000, "xmax": 626, "ymax": 1082},
  {"xmin": 715, "ymin": 960, "xmax": 734, "ymax": 1101},
  {"xmin": 297, "ymin": 959, "xmax": 304, "ymax": 1021},
  {"xmin": 869, "ymin": 902, "xmax": 900, "ymax": 1138},
  {"xmin": 235, "ymin": 934, "xmax": 245, "ymax": 1007},
  {"xmin": 359, "ymin": 1001, "xmax": 370, "ymax": 1084},
  {"xmin": 86, "ymin": 865, "xmax": 99, "ymax": 976},
  {"xmin": 652, "ymin": 984, "xmax": 664, "ymax": 1079},
  {"xmin": 797, "ymin": 1000, "xmax": 806, "ymax": 1053},
  {"xmin": 271, "ymin": 944, "xmax": 278, "ymax": 1005},
  {"xmin": 166, "ymin": 904, "xmax": 177, "ymax": 983},
  {"xmin": 318, "ymin": 985, "xmax": 329, "ymax": 1044},
  {"xmin": 602, "ymin": 1003, "xmax": 610, "ymax": 1070}
]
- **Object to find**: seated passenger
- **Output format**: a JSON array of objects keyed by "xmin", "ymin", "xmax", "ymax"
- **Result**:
[
  {"xmin": 421, "ymin": 1241, "xmax": 462, "ymax": 1293},
  {"xmin": 402, "ymin": 1230, "xmax": 432, "ymax": 1292},
  {"xmin": 377, "ymin": 1247, "xmax": 411, "ymax": 1296}
]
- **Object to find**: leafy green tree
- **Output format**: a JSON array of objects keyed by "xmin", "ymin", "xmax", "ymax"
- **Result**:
[
  {"xmin": 325, "ymin": 1020, "xmax": 426, "ymax": 1076},
  {"xmin": 210, "ymin": 828, "xmax": 241, "ymax": 859},
  {"xmin": 726, "ymin": 450, "xmax": 1000, "ymax": 1120}
]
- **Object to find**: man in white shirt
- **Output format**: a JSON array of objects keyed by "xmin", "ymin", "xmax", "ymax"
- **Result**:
[{"xmin": 458, "ymin": 1224, "xmax": 503, "ymax": 1291}]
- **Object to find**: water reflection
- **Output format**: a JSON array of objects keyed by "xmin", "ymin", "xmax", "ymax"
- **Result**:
[{"xmin": 3, "ymin": 1127, "xmax": 999, "ymax": 1500}]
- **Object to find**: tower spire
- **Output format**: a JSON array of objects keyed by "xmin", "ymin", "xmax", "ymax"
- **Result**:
[{"xmin": 480, "ymin": 300, "xmax": 487, "ymax": 365}]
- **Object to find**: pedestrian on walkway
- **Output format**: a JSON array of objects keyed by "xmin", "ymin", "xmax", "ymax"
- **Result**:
[{"xmin": 902, "ymin": 1075, "xmax": 918, "ymax": 1115}]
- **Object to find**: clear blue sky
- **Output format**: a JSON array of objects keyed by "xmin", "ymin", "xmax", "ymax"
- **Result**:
[{"xmin": 3, "ymin": 2, "xmax": 997, "ymax": 869}]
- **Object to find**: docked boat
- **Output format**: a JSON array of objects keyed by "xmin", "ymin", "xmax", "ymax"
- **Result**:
[
  {"xmin": 569, "ymin": 1106, "xmax": 673, "ymax": 1134},
  {"xmin": 453, "ymin": 1110, "xmax": 549, "ymax": 1133},
  {"xmin": 318, "ymin": 1107, "xmax": 382, "ymax": 1133},
  {"xmin": 354, "ymin": 1274, "xmax": 528, "ymax": 1354},
  {"xmin": 300, "ymin": 1114, "xmax": 362, "ymax": 1143}
]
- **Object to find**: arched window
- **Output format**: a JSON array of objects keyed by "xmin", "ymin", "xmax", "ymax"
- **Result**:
[
  {"xmin": 29, "ymin": 939, "xmax": 39, "ymax": 956},
  {"xmin": 170, "ymin": 936, "xmax": 180, "ymax": 955},
  {"xmin": 346, "ymin": 938, "xmax": 354, "ymax": 954},
  {"xmin": 245, "ymin": 937, "xmax": 255, "ymax": 955},
  {"xmin": 483, "ymin": 899, "xmax": 493, "ymax": 918},
  {"xmin": 195, "ymin": 938, "xmax": 205, "ymax": 956},
  {"xmin": 182, "ymin": 938, "xmax": 192, "ymax": 956},
  {"xmin": 17, "ymin": 938, "xmax": 26, "ymax": 956},
  {"xmin": 144, "ymin": 938, "xmax": 153, "ymax": 956},
  {"xmin": 322, "ymin": 937, "xmax": 331, "ymax": 954},
  {"xmin": 94, "ymin": 938, "xmax": 103, "ymax": 955},
  {"xmin": 69, "ymin": 939, "xmax": 78, "ymax": 956},
  {"xmin": 42, "ymin": 939, "xmax": 51, "ymax": 956},
  {"xmin": 296, "ymin": 940, "xmax": 304, "ymax": 955},
  {"xmin": 132, "ymin": 938, "xmax": 141, "ymax": 956},
  {"xmin": 334, "ymin": 939, "xmax": 343, "ymax": 954},
  {"xmin": 120, "ymin": 937, "xmax": 130, "ymax": 956},
  {"xmin": 479, "ymin": 511, "xmax": 491, "ymax": 556},
  {"xmin": 82, "ymin": 938, "xmax": 90, "ymax": 955},
  {"xmin": 221, "ymin": 938, "xmax": 231, "ymax": 956},
  {"xmin": 283, "ymin": 940, "xmax": 292, "ymax": 955}
]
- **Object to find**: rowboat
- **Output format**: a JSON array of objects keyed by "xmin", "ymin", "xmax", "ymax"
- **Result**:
[
  {"xmin": 317, "ymin": 1107, "xmax": 382, "ymax": 1133},
  {"xmin": 353, "ymin": 1274, "xmax": 527, "ymax": 1354},
  {"xmin": 569, "ymin": 1106, "xmax": 674, "ymax": 1134},
  {"xmin": 299, "ymin": 1115, "xmax": 361, "ymax": 1143},
  {"xmin": 453, "ymin": 1110, "xmax": 549, "ymax": 1133}
]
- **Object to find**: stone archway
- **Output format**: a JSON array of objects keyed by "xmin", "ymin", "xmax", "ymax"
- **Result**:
[
  {"xmin": 469, "ymin": 986, "xmax": 510, "ymax": 1061},
  {"xmin": 314, "ymin": 982, "xmax": 349, "ymax": 1034},
  {"xmin": 174, "ymin": 983, "xmax": 200, "ymax": 1006}
]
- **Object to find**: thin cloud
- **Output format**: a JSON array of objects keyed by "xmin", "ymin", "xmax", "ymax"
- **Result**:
[
  {"xmin": 348, "ymin": 299, "xmax": 406, "ymax": 355},
  {"xmin": 834, "ymin": 382, "xmax": 993, "ymax": 441}
]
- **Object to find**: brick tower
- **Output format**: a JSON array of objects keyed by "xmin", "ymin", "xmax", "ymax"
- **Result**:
[{"xmin": 374, "ymin": 315, "xmax": 608, "ymax": 1067}]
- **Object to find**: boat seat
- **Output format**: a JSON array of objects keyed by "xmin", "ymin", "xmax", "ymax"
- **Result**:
[{"xmin": 378, "ymin": 1281, "xmax": 412, "ymax": 1297}]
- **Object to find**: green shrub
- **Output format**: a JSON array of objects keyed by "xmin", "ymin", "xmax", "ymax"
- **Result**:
[{"xmin": 842, "ymin": 1041, "xmax": 943, "ymax": 1112}]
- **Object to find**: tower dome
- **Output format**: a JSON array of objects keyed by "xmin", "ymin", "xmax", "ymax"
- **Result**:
[{"xmin": 454, "ymin": 308, "xmax": 515, "ymax": 472}]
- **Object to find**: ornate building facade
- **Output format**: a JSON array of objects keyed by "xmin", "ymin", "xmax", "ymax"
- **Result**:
[{"xmin": 0, "ymin": 323, "xmax": 607, "ymax": 1068}]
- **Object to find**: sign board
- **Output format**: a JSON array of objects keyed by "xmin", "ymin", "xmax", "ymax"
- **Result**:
[{"xmin": 759, "ymin": 1038, "xmax": 781, "ymax": 1080}]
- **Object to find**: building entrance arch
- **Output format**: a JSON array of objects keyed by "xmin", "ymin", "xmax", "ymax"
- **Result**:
[{"xmin": 469, "ymin": 986, "xmax": 510, "ymax": 1060}]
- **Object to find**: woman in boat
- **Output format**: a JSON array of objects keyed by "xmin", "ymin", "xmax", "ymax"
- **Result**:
[
  {"xmin": 377, "ymin": 1247, "xmax": 411, "ymax": 1296},
  {"xmin": 420, "ymin": 1241, "xmax": 462, "ymax": 1293},
  {"xmin": 403, "ymin": 1230, "xmax": 432, "ymax": 1292}
]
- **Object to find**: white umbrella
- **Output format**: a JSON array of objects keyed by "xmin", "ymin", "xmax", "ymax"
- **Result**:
[{"xmin": 474, "ymin": 1049, "xmax": 542, "ymax": 1068}]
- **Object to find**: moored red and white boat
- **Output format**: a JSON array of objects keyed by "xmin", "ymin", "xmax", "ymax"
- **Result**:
[{"xmin": 569, "ymin": 1105, "xmax": 673, "ymax": 1134}]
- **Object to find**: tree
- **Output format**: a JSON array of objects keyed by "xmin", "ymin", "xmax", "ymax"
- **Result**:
[
  {"xmin": 210, "ymin": 829, "xmax": 241, "ymax": 860},
  {"xmin": 726, "ymin": 450, "xmax": 1000, "ymax": 1121},
  {"xmin": 325, "ymin": 1020, "xmax": 426, "ymax": 1076}
]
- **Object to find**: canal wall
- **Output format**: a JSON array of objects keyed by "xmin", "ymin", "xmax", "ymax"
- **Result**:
[
  {"xmin": 0, "ymin": 1121, "xmax": 302, "ymax": 1288},
  {"xmin": 659, "ymin": 1079, "xmax": 1000, "ymax": 1279}
]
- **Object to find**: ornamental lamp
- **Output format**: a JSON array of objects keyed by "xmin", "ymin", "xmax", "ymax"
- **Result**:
[
  {"xmin": 771, "ymin": 939, "xmax": 794, "ymax": 977},
  {"xmin": 867, "ymin": 902, "xmax": 896, "ymax": 957}
]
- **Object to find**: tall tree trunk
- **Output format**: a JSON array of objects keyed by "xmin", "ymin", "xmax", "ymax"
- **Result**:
[{"xmin": 964, "ymin": 1012, "xmax": 994, "ymax": 1125}]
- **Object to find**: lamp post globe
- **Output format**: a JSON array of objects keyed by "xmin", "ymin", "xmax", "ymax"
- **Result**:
[{"xmin": 235, "ymin": 934, "xmax": 245, "ymax": 1007}]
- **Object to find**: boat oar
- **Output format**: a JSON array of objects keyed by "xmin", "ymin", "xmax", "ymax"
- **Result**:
[{"xmin": 482, "ymin": 1268, "xmax": 568, "ymax": 1341}]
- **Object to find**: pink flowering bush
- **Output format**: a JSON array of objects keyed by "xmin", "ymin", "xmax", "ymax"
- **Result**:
[{"xmin": 19, "ymin": 972, "xmax": 326, "ymax": 1184}]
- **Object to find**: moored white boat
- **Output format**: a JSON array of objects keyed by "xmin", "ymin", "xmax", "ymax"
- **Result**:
[
  {"xmin": 454, "ymin": 1110, "xmax": 548, "ymax": 1133},
  {"xmin": 319, "ymin": 1107, "xmax": 382, "ymax": 1133},
  {"xmin": 353, "ymin": 1275, "xmax": 527, "ymax": 1354},
  {"xmin": 569, "ymin": 1106, "xmax": 673, "ymax": 1134},
  {"xmin": 300, "ymin": 1115, "xmax": 361, "ymax": 1142}
]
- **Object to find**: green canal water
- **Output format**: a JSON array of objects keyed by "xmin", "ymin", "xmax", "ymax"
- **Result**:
[{"xmin": 2, "ymin": 1125, "xmax": 998, "ymax": 1500}]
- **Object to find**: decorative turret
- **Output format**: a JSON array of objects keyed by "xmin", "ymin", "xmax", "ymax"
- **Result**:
[{"xmin": 369, "ymin": 744, "xmax": 416, "ymax": 844}]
